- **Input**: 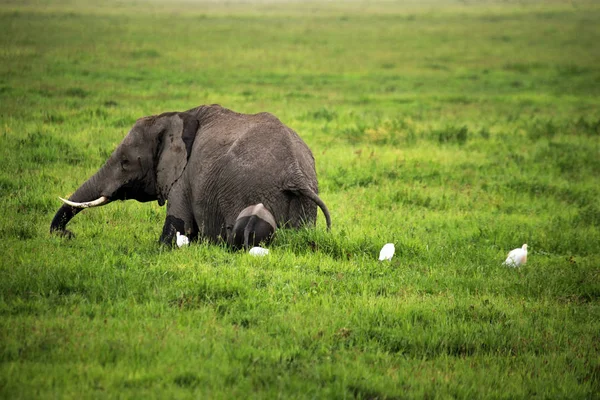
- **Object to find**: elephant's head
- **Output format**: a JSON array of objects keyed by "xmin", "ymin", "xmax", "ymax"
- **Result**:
[
  {"xmin": 228, "ymin": 203, "xmax": 277, "ymax": 250},
  {"xmin": 50, "ymin": 111, "xmax": 199, "ymax": 237}
]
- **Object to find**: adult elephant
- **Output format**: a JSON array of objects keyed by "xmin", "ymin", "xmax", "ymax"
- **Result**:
[{"xmin": 50, "ymin": 104, "xmax": 331, "ymax": 246}]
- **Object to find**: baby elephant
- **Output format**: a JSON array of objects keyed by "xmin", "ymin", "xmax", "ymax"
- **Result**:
[{"xmin": 228, "ymin": 204, "xmax": 277, "ymax": 250}]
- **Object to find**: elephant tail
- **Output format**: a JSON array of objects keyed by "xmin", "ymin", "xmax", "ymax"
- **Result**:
[{"xmin": 297, "ymin": 187, "xmax": 332, "ymax": 231}]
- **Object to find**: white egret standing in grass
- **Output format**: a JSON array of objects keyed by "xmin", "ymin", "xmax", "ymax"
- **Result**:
[
  {"xmin": 176, "ymin": 232, "xmax": 189, "ymax": 248},
  {"xmin": 379, "ymin": 243, "xmax": 395, "ymax": 261},
  {"xmin": 249, "ymin": 246, "xmax": 269, "ymax": 256},
  {"xmin": 503, "ymin": 244, "xmax": 527, "ymax": 267}
]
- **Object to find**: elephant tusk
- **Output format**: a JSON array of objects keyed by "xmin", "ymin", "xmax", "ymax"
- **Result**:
[{"xmin": 59, "ymin": 196, "xmax": 109, "ymax": 208}]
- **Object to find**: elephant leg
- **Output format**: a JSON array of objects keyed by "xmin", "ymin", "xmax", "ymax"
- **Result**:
[
  {"xmin": 159, "ymin": 196, "xmax": 196, "ymax": 246},
  {"xmin": 286, "ymin": 195, "xmax": 317, "ymax": 228}
]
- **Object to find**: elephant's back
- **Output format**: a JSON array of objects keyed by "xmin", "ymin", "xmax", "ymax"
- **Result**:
[
  {"xmin": 197, "ymin": 109, "xmax": 312, "ymax": 171},
  {"xmin": 189, "ymin": 105, "xmax": 320, "ymax": 235}
]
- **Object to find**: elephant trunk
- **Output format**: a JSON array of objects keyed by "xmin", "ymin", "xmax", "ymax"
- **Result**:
[{"xmin": 50, "ymin": 167, "xmax": 111, "ymax": 236}]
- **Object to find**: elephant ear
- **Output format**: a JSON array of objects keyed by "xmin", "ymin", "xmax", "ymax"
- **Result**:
[{"xmin": 156, "ymin": 112, "xmax": 199, "ymax": 204}]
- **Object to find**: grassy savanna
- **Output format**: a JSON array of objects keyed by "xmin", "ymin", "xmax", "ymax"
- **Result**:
[{"xmin": 1, "ymin": 0, "xmax": 600, "ymax": 397}]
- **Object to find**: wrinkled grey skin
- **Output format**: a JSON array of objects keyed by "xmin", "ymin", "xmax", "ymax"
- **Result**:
[
  {"xmin": 50, "ymin": 104, "xmax": 331, "ymax": 246},
  {"xmin": 228, "ymin": 203, "xmax": 277, "ymax": 250}
]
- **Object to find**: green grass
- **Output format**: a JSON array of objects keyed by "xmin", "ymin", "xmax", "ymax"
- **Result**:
[{"xmin": 1, "ymin": 0, "xmax": 600, "ymax": 398}]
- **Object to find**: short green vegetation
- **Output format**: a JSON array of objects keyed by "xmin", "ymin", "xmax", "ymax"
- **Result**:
[{"xmin": 1, "ymin": 0, "xmax": 599, "ymax": 398}]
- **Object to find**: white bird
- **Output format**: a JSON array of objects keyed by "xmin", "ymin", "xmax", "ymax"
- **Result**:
[
  {"xmin": 249, "ymin": 246, "xmax": 269, "ymax": 257},
  {"xmin": 503, "ymin": 244, "xmax": 528, "ymax": 267},
  {"xmin": 379, "ymin": 243, "xmax": 395, "ymax": 261},
  {"xmin": 176, "ymin": 232, "xmax": 189, "ymax": 248}
]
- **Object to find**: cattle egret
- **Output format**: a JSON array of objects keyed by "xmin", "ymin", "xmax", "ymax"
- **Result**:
[
  {"xmin": 379, "ymin": 243, "xmax": 395, "ymax": 261},
  {"xmin": 503, "ymin": 244, "xmax": 527, "ymax": 267},
  {"xmin": 176, "ymin": 232, "xmax": 189, "ymax": 248},
  {"xmin": 249, "ymin": 246, "xmax": 269, "ymax": 256}
]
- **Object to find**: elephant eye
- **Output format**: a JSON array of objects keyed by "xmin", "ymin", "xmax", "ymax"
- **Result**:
[{"xmin": 120, "ymin": 159, "xmax": 129, "ymax": 171}]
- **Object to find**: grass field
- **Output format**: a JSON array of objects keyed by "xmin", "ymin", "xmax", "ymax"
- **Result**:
[{"xmin": 1, "ymin": 0, "xmax": 600, "ymax": 398}]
